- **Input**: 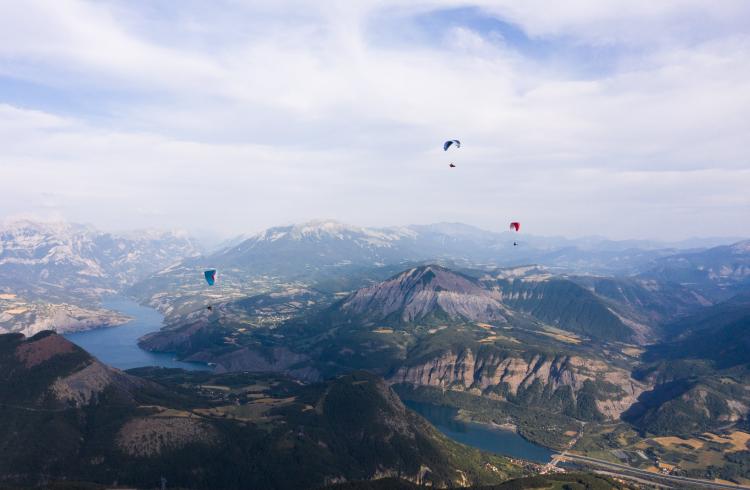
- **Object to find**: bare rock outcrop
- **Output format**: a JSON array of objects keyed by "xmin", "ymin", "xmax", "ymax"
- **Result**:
[{"xmin": 390, "ymin": 348, "xmax": 647, "ymax": 420}]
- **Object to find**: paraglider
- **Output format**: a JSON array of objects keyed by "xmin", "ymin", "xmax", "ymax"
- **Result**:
[
  {"xmin": 443, "ymin": 139, "xmax": 460, "ymax": 151},
  {"xmin": 444, "ymin": 140, "xmax": 460, "ymax": 168},
  {"xmin": 509, "ymin": 222, "xmax": 520, "ymax": 247},
  {"xmin": 204, "ymin": 269, "xmax": 216, "ymax": 286},
  {"xmin": 203, "ymin": 269, "xmax": 217, "ymax": 312}
]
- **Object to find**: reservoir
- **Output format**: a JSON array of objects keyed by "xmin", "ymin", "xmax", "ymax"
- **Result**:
[
  {"xmin": 64, "ymin": 296, "xmax": 207, "ymax": 371},
  {"xmin": 405, "ymin": 400, "xmax": 555, "ymax": 463}
]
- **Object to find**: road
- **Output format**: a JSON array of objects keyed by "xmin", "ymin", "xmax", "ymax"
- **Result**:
[
  {"xmin": 541, "ymin": 424, "xmax": 584, "ymax": 474},
  {"xmin": 559, "ymin": 452, "xmax": 750, "ymax": 489},
  {"xmin": 593, "ymin": 470, "xmax": 673, "ymax": 489}
]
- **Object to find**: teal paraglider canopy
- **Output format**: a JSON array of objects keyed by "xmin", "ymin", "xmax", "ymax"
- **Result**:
[{"xmin": 204, "ymin": 269, "xmax": 217, "ymax": 286}]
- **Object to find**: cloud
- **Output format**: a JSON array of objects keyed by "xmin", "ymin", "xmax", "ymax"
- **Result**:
[{"xmin": 0, "ymin": 0, "xmax": 748, "ymax": 240}]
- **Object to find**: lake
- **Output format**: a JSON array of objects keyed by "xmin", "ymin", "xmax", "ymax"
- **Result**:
[
  {"xmin": 64, "ymin": 296, "xmax": 208, "ymax": 371},
  {"xmin": 405, "ymin": 400, "xmax": 555, "ymax": 463}
]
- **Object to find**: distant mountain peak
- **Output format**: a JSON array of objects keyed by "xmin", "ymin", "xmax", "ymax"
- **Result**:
[
  {"xmin": 239, "ymin": 220, "xmax": 416, "ymax": 248},
  {"xmin": 289, "ymin": 219, "xmax": 366, "ymax": 239},
  {"xmin": 399, "ymin": 264, "xmax": 473, "ymax": 288}
]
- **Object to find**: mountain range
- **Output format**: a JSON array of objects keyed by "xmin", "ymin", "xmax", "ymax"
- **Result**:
[
  {"xmin": 125, "ymin": 219, "xmax": 748, "ymax": 326},
  {"xmin": 0, "ymin": 220, "xmax": 200, "ymax": 301},
  {"xmin": 2, "ymin": 218, "xmax": 750, "ymax": 487}
]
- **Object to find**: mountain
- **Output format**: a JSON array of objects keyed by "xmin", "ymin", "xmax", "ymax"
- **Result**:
[
  {"xmin": 207, "ymin": 220, "xmax": 419, "ymax": 277},
  {"xmin": 570, "ymin": 275, "xmax": 711, "ymax": 332},
  {"xmin": 480, "ymin": 268, "xmax": 639, "ymax": 343},
  {"xmin": 337, "ymin": 265, "xmax": 510, "ymax": 325},
  {"xmin": 0, "ymin": 332, "xmax": 522, "ymax": 489},
  {"xmin": 622, "ymin": 295, "xmax": 750, "ymax": 435},
  {"xmin": 0, "ymin": 330, "xmax": 149, "ymax": 409},
  {"xmin": 648, "ymin": 292, "xmax": 750, "ymax": 368},
  {"xmin": 641, "ymin": 240, "xmax": 750, "ymax": 301},
  {"xmin": 623, "ymin": 372, "xmax": 750, "ymax": 436},
  {"xmin": 0, "ymin": 220, "xmax": 201, "ymax": 302}
]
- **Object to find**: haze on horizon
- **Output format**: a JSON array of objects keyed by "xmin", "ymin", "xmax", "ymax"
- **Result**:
[{"xmin": 1, "ymin": 1, "xmax": 749, "ymax": 242}]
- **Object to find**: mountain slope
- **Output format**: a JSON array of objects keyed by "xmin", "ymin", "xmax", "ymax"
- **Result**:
[
  {"xmin": 623, "ymin": 295, "xmax": 750, "ymax": 435},
  {"xmin": 481, "ymin": 270, "xmax": 636, "ymax": 343},
  {"xmin": 0, "ymin": 332, "xmax": 522, "ymax": 489},
  {"xmin": 571, "ymin": 275, "xmax": 711, "ymax": 330},
  {"xmin": 647, "ymin": 298, "xmax": 750, "ymax": 370}
]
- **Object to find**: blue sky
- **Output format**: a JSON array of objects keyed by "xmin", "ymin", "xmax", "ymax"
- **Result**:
[{"xmin": 1, "ymin": 1, "xmax": 749, "ymax": 240}]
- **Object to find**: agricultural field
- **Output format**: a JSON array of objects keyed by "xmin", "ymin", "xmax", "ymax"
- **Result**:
[{"xmin": 573, "ymin": 423, "xmax": 750, "ymax": 485}]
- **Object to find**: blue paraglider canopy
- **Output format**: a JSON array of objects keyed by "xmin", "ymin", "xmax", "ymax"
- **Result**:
[
  {"xmin": 443, "ymin": 139, "xmax": 460, "ymax": 151},
  {"xmin": 204, "ymin": 269, "xmax": 217, "ymax": 286}
]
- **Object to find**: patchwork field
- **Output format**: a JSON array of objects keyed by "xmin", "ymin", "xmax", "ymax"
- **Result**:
[{"xmin": 574, "ymin": 424, "xmax": 750, "ymax": 485}]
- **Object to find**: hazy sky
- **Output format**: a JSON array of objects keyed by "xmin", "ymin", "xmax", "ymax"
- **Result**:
[{"xmin": 1, "ymin": 1, "xmax": 749, "ymax": 240}]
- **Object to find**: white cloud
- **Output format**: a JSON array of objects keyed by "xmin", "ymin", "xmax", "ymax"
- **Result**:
[{"xmin": 0, "ymin": 0, "xmax": 748, "ymax": 240}]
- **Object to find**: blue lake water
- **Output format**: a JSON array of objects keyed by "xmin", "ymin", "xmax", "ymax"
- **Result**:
[
  {"xmin": 405, "ymin": 400, "xmax": 554, "ymax": 463},
  {"xmin": 64, "ymin": 296, "xmax": 207, "ymax": 371}
]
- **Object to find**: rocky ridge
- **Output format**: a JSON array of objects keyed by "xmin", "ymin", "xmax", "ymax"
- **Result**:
[{"xmin": 389, "ymin": 348, "xmax": 646, "ymax": 420}]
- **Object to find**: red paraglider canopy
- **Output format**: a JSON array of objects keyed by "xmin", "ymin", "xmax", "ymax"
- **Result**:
[{"xmin": 509, "ymin": 222, "xmax": 520, "ymax": 232}]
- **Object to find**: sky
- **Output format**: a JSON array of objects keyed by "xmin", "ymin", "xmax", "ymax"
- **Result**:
[{"xmin": 1, "ymin": 0, "xmax": 749, "ymax": 241}]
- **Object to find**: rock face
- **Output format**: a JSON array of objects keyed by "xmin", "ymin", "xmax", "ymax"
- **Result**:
[
  {"xmin": 389, "ymin": 349, "xmax": 646, "ymax": 420},
  {"xmin": 338, "ymin": 265, "xmax": 510, "ymax": 324}
]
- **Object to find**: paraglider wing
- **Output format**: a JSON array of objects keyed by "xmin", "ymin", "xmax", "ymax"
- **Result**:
[
  {"xmin": 443, "ymin": 139, "xmax": 460, "ymax": 151},
  {"xmin": 509, "ymin": 222, "xmax": 520, "ymax": 232},
  {"xmin": 204, "ymin": 269, "xmax": 217, "ymax": 286}
]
